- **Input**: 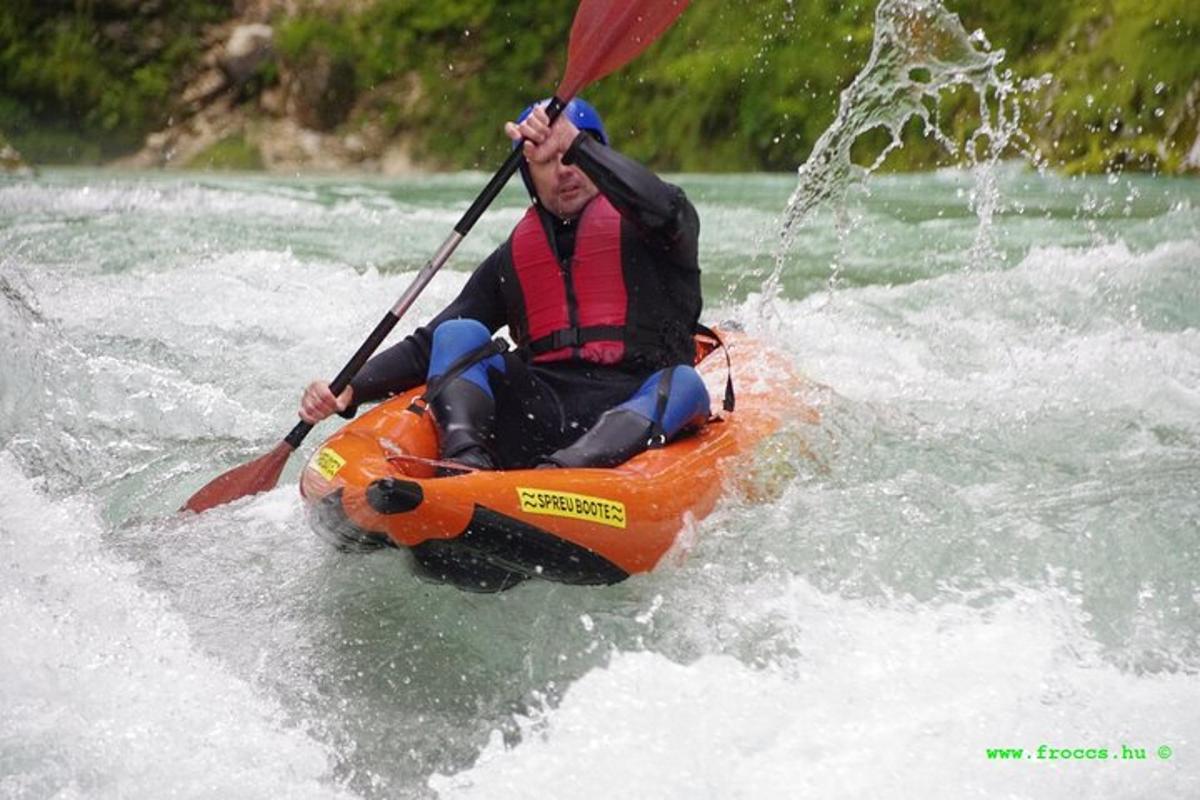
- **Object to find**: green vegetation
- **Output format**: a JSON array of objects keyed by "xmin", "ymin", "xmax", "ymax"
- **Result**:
[
  {"xmin": 187, "ymin": 132, "xmax": 262, "ymax": 170},
  {"xmin": 2, "ymin": 0, "xmax": 1197, "ymax": 173},
  {"xmin": 273, "ymin": 0, "xmax": 578, "ymax": 166},
  {"xmin": 0, "ymin": 0, "xmax": 229, "ymax": 162},
  {"xmin": 1019, "ymin": 0, "xmax": 1200, "ymax": 174}
]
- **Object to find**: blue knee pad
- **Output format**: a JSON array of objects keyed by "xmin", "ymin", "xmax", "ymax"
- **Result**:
[
  {"xmin": 428, "ymin": 319, "xmax": 506, "ymax": 397},
  {"xmin": 617, "ymin": 365, "xmax": 711, "ymax": 438}
]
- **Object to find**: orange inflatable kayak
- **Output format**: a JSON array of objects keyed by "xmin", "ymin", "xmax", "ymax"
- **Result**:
[{"xmin": 300, "ymin": 329, "xmax": 818, "ymax": 591}]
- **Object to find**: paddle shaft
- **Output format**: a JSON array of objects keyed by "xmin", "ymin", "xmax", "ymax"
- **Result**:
[{"xmin": 283, "ymin": 96, "xmax": 568, "ymax": 450}]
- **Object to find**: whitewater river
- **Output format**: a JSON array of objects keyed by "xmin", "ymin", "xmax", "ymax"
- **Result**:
[{"xmin": 1, "ymin": 166, "xmax": 1198, "ymax": 798}]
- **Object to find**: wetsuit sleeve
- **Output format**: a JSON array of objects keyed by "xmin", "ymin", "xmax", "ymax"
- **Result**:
[
  {"xmin": 344, "ymin": 247, "xmax": 508, "ymax": 410},
  {"xmin": 562, "ymin": 132, "xmax": 699, "ymax": 268}
]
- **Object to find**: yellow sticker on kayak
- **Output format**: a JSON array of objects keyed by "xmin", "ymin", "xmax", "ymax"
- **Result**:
[
  {"xmin": 313, "ymin": 447, "xmax": 346, "ymax": 480},
  {"xmin": 516, "ymin": 487, "xmax": 626, "ymax": 529}
]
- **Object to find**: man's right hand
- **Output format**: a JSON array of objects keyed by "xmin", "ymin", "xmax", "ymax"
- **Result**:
[
  {"xmin": 299, "ymin": 381, "xmax": 353, "ymax": 424},
  {"xmin": 504, "ymin": 104, "xmax": 580, "ymax": 166}
]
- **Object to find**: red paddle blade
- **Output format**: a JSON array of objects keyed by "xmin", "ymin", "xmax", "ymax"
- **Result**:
[
  {"xmin": 557, "ymin": 0, "xmax": 692, "ymax": 99},
  {"xmin": 180, "ymin": 441, "xmax": 294, "ymax": 513}
]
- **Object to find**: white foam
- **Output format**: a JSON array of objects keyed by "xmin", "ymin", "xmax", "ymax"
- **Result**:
[
  {"xmin": 0, "ymin": 453, "xmax": 355, "ymax": 799},
  {"xmin": 5, "ymin": 167, "xmax": 1199, "ymax": 799},
  {"xmin": 433, "ymin": 581, "xmax": 1200, "ymax": 799},
  {"xmin": 12, "ymin": 249, "xmax": 472, "ymax": 444},
  {"xmin": 767, "ymin": 239, "xmax": 1200, "ymax": 432}
]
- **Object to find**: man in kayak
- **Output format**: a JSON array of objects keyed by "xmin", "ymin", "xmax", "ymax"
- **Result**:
[{"xmin": 299, "ymin": 98, "xmax": 710, "ymax": 471}]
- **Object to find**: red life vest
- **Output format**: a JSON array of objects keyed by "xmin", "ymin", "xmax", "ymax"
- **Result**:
[{"xmin": 510, "ymin": 196, "xmax": 628, "ymax": 365}]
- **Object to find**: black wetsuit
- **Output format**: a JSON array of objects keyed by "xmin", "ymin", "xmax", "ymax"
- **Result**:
[{"xmin": 348, "ymin": 133, "xmax": 702, "ymax": 467}]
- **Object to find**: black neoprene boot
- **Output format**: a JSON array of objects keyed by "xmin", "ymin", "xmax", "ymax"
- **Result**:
[
  {"xmin": 540, "ymin": 408, "xmax": 656, "ymax": 469},
  {"xmin": 429, "ymin": 378, "xmax": 498, "ymax": 472}
]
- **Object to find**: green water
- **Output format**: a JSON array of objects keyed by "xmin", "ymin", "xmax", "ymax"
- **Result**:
[{"xmin": 1, "ymin": 166, "xmax": 1199, "ymax": 798}]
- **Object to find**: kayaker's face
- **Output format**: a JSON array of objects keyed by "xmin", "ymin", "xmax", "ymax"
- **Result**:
[{"xmin": 529, "ymin": 151, "xmax": 599, "ymax": 220}]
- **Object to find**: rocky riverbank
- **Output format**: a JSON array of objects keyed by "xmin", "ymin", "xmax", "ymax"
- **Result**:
[
  {"xmin": 111, "ymin": 12, "xmax": 420, "ymax": 173},
  {"xmin": 1, "ymin": 133, "xmax": 32, "ymax": 175},
  {"xmin": 2, "ymin": 0, "xmax": 1198, "ymax": 175}
]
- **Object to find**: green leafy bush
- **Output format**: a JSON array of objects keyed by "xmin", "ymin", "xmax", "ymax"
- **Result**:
[
  {"xmin": 0, "ymin": 0, "xmax": 229, "ymax": 162},
  {"xmin": 2, "ymin": 0, "xmax": 1196, "ymax": 173},
  {"xmin": 187, "ymin": 132, "xmax": 263, "ymax": 170}
]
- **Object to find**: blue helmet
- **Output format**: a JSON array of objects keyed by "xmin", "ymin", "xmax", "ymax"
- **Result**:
[{"xmin": 515, "ymin": 97, "xmax": 608, "ymax": 147}]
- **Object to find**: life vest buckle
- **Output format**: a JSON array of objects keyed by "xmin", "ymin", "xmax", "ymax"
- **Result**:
[{"xmin": 548, "ymin": 328, "xmax": 583, "ymax": 349}]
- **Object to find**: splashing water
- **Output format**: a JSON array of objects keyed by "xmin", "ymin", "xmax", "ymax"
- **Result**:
[
  {"xmin": 2, "ymin": 2, "xmax": 1199, "ymax": 795},
  {"xmin": 761, "ymin": 0, "xmax": 1038, "ymax": 314}
]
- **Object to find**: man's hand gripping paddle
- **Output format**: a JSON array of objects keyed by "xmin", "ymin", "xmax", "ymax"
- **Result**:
[{"xmin": 181, "ymin": 0, "xmax": 692, "ymax": 513}]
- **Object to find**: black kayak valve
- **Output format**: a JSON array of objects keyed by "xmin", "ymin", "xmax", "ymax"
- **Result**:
[{"xmin": 366, "ymin": 478, "xmax": 425, "ymax": 515}]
